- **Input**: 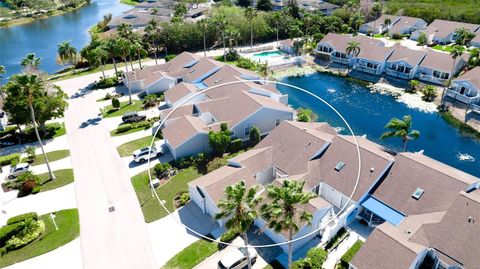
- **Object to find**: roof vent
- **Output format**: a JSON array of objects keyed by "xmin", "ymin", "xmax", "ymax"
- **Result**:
[
  {"xmin": 370, "ymin": 167, "xmax": 375, "ymax": 173},
  {"xmin": 412, "ymin": 187, "xmax": 424, "ymax": 200},
  {"xmin": 334, "ymin": 161, "xmax": 345, "ymax": 172},
  {"xmin": 214, "ymin": 79, "xmax": 221, "ymax": 84},
  {"xmin": 465, "ymin": 181, "xmax": 480, "ymax": 193}
]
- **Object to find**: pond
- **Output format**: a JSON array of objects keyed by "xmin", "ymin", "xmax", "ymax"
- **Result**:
[
  {"xmin": 0, "ymin": 0, "xmax": 130, "ymax": 78},
  {"xmin": 277, "ymin": 72, "xmax": 480, "ymax": 177}
]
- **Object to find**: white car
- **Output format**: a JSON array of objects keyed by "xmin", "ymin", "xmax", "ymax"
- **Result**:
[
  {"xmin": 133, "ymin": 144, "xmax": 164, "ymax": 163},
  {"xmin": 8, "ymin": 163, "xmax": 30, "ymax": 179},
  {"xmin": 217, "ymin": 247, "xmax": 258, "ymax": 269}
]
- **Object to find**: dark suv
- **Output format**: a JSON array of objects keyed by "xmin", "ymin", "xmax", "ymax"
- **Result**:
[{"xmin": 122, "ymin": 112, "xmax": 146, "ymax": 123}]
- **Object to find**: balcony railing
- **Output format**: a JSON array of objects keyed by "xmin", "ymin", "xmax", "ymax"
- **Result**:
[
  {"xmin": 386, "ymin": 68, "xmax": 412, "ymax": 79},
  {"xmin": 353, "ymin": 65, "xmax": 378, "ymax": 75},
  {"xmin": 419, "ymin": 73, "xmax": 448, "ymax": 85},
  {"xmin": 445, "ymin": 89, "xmax": 480, "ymax": 104}
]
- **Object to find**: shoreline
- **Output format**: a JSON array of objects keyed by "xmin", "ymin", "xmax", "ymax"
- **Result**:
[{"xmin": 0, "ymin": 2, "xmax": 89, "ymax": 28}]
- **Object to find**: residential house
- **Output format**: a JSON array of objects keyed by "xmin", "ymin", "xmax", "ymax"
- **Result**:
[
  {"xmin": 107, "ymin": 8, "xmax": 171, "ymax": 29},
  {"xmin": 359, "ymin": 15, "xmax": 400, "ymax": 35},
  {"xmin": 411, "ymin": 19, "xmax": 480, "ymax": 44},
  {"xmin": 351, "ymin": 43, "xmax": 394, "ymax": 75},
  {"xmin": 162, "ymin": 89, "xmax": 294, "ymax": 159},
  {"xmin": 385, "ymin": 46, "xmax": 426, "ymax": 79},
  {"xmin": 388, "ymin": 16, "xmax": 427, "ymax": 36},
  {"xmin": 279, "ymin": 39, "xmax": 296, "ymax": 54},
  {"xmin": 134, "ymin": 0, "xmax": 176, "ymax": 9},
  {"xmin": 271, "ymin": 0, "xmax": 338, "ymax": 15},
  {"xmin": 416, "ymin": 49, "xmax": 468, "ymax": 84},
  {"xmin": 446, "ymin": 66, "xmax": 480, "ymax": 104},
  {"xmin": 350, "ymin": 152, "xmax": 480, "ymax": 268}
]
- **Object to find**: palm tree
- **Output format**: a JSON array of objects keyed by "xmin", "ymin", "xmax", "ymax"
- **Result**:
[
  {"xmin": 215, "ymin": 181, "xmax": 262, "ymax": 269},
  {"xmin": 421, "ymin": 85, "xmax": 437, "ymax": 102},
  {"xmin": 383, "ymin": 18, "xmax": 391, "ymax": 45},
  {"xmin": 105, "ymin": 38, "xmax": 119, "ymax": 75},
  {"xmin": 117, "ymin": 23, "xmax": 133, "ymax": 38},
  {"xmin": 440, "ymin": 45, "xmax": 465, "ymax": 106},
  {"xmin": 57, "ymin": 41, "xmax": 78, "ymax": 74},
  {"xmin": 214, "ymin": 14, "xmax": 228, "ymax": 62},
  {"xmin": 258, "ymin": 62, "xmax": 269, "ymax": 81},
  {"xmin": 11, "ymin": 75, "xmax": 55, "ymax": 180},
  {"xmin": 381, "ymin": 115, "xmax": 420, "ymax": 151},
  {"xmin": 144, "ymin": 19, "xmax": 160, "ymax": 65},
  {"xmin": 245, "ymin": 7, "xmax": 257, "ymax": 53},
  {"xmin": 131, "ymin": 33, "xmax": 146, "ymax": 69},
  {"xmin": 261, "ymin": 180, "xmax": 316, "ymax": 269},
  {"xmin": 116, "ymin": 38, "xmax": 133, "ymax": 104},
  {"xmin": 198, "ymin": 19, "xmax": 209, "ymax": 58},
  {"xmin": 468, "ymin": 48, "xmax": 480, "ymax": 69},
  {"xmin": 21, "ymin": 53, "xmax": 41, "ymax": 73},
  {"xmin": 346, "ymin": 41, "xmax": 361, "ymax": 72},
  {"xmin": 92, "ymin": 45, "xmax": 108, "ymax": 79},
  {"xmin": 408, "ymin": 79, "xmax": 420, "ymax": 93},
  {"xmin": 272, "ymin": 11, "xmax": 282, "ymax": 48}
]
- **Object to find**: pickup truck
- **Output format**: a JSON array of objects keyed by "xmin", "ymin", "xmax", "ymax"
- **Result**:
[
  {"xmin": 133, "ymin": 144, "xmax": 164, "ymax": 163},
  {"xmin": 122, "ymin": 112, "xmax": 146, "ymax": 124}
]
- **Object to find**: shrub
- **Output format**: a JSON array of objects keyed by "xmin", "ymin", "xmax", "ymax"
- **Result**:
[
  {"xmin": 218, "ymin": 229, "xmax": 239, "ymax": 249},
  {"xmin": 297, "ymin": 108, "xmax": 318, "ymax": 122},
  {"xmin": 391, "ymin": 32, "xmax": 403, "ymax": 40},
  {"xmin": 7, "ymin": 212, "xmax": 38, "ymax": 225},
  {"xmin": 421, "ymin": 85, "xmax": 437, "ymax": 101},
  {"xmin": 175, "ymin": 191, "xmax": 190, "ymax": 207},
  {"xmin": 105, "ymin": 93, "xmax": 112, "ymax": 100},
  {"xmin": 0, "ymin": 153, "xmax": 20, "ymax": 166},
  {"xmin": 24, "ymin": 146, "xmax": 36, "ymax": 163},
  {"xmin": 340, "ymin": 240, "xmax": 363, "ymax": 266},
  {"xmin": 236, "ymin": 57, "xmax": 257, "ymax": 71},
  {"xmin": 6, "ymin": 219, "xmax": 45, "ymax": 250},
  {"xmin": 249, "ymin": 126, "xmax": 261, "ymax": 146},
  {"xmin": 115, "ymin": 124, "xmax": 132, "ymax": 133},
  {"xmin": 206, "ymin": 157, "xmax": 227, "ymax": 173},
  {"xmin": 154, "ymin": 162, "xmax": 171, "ymax": 179},
  {"xmin": 0, "ymin": 222, "xmax": 26, "ymax": 247},
  {"xmin": 95, "ymin": 76, "xmax": 120, "ymax": 89},
  {"xmin": 230, "ymin": 138, "xmax": 243, "ymax": 152},
  {"xmin": 10, "ymin": 158, "xmax": 18, "ymax": 168},
  {"xmin": 111, "ymin": 97, "xmax": 120, "ymax": 109},
  {"xmin": 21, "ymin": 180, "xmax": 37, "ymax": 194},
  {"xmin": 325, "ymin": 227, "xmax": 347, "ymax": 250},
  {"xmin": 305, "ymin": 248, "xmax": 328, "ymax": 268},
  {"xmin": 143, "ymin": 94, "xmax": 161, "ymax": 108},
  {"xmin": 225, "ymin": 49, "xmax": 240, "ymax": 62},
  {"xmin": 165, "ymin": 54, "xmax": 176, "ymax": 62}
]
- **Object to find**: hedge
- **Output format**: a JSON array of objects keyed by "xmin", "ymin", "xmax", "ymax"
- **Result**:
[
  {"xmin": 230, "ymin": 138, "xmax": 242, "ymax": 152},
  {"xmin": 7, "ymin": 212, "xmax": 38, "ymax": 225},
  {"xmin": 6, "ymin": 220, "xmax": 45, "ymax": 251},
  {"xmin": 341, "ymin": 240, "xmax": 363, "ymax": 265},
  {"xmin": 0, "ymin": 154, "xmax": 20, "ymax": 166},
  {"xmin": 218, "ymin": 229, "xmax": 239, "ymax": 250},
  {"xmin": 0, "ymin": 222, "xmax": 26, "ymax": 247}
]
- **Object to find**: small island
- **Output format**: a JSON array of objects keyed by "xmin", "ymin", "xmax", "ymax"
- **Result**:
[{"xmin": 0, "ymin": 0, "xmax": 90, "ymax": 27}]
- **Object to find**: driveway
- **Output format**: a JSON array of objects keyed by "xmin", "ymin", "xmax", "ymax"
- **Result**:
[{"xmin": 62, "ymin": 78, "xmax": 157, "ymax": 268}]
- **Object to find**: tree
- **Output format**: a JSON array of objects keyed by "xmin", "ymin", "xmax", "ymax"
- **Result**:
[
  {"xmin": 105, "ymin": 38, "xmax": 119, "ymax": 75},
  {"xmin": 154, "ymin": 162, "xmax": 171, "ymax": 178},
  {"xmin": 249, "ymin": 126, "xmax": 260, "ymax": 146},
  {"xmin": 296, "ymin": 108, "xmax": 317, "ymax": 122},
  {"xmin": 57, "ymin": 41, "xmax": 78, "ymax": 73},
  {"xmin": 20, "ymin": 53, "xmax": 41, "ymax": 73},
  {"xmin": 115, "ymin": 37, "xmax": 133, "ymax": 104},
  {"xmin": 214, "ymin": 14, "xmax": 228, "ymax": 62},
  {"xmin": 286, "ymin": 0, "xmax": 300, "ymax": 19},
  {"xmin": 237, "ymin": 0, "xmax": 252, "ymax": 8},
  {"xmin": 272, "ymin": 11, "xmax": 282, "ymax": 47},
  {"xmin": 421, "ymin": 85, "xmax": 437, "ymax": 102},
  {"xmin": 91, "ymin": 45, "xmax": 108, "ymax": 79},
  {"xmin": 380, "ymin": 115, "xmax": 420, "ymax": 151},
  {"xmin": 174, "ymin": 2, "xmax": 187, "ymax": 17},
  {"xmin": 144, "ymin": 19, "xmax": 161, "ymax": 65},
  {"xmin": 258, "ymin": 63, "xmax": 270, "ymax": 81},
  {"xmin": 215, "ymin": 181, "xmax": 262, "ymax": 269},
  {"xmin": 4, "ymin": 75, "xmax": 56, "ymax": 180},
  {"xmin": 0, "ymin": 65, "xmax": 5, "ymax": 99},
  {"xmin": 245, "ymin": 7, "xmax": 257, "ymax": 53},
  {"xmin": 111, "ymin": 97, "xmax": 120, "ymax": 109},
  {"xmin": 261, "ymin": 180, "xmax": 316, "ymax": 269},
  {"xmin": 117, "ymin": 23, "xmax": 133, "ymax": 39},
  {"xmin": 256, "ymin": 0, "xmax": 272, "ymax": 11},
  {"xmin": 130, "ymin": 33, "xmax": 147, "ymax": 69},
  {"xmin": 417, "ymin": 32, "xmax": 428, "ymax": 46},
  {"xmin": 346, "ymin": 40, "xmax": 360, "ymax": 72},
  {"xmin": 208, "ymin": 123, "xmax": 231, "ymax": 155},
  {"xmin": 467, "ymin": 48, "xmax": 480, "ymax": 69},
  {"xmin": 198, "ymin": 19, "xmax": 209, "ymax": 58},
  {"xmin": 441, "ymin": 45, "xmax": 465, "ymax": 106},
  {"xmin": 454, "ymin": 27, "xmax": 475, "ymax": 46},
  {"xmin": 407, "ymin": 80, "xmax": 420, "ymax": 93}
]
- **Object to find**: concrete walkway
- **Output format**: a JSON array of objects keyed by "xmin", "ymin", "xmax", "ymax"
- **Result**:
[
  {"xmin": 62, "ymin": 76, "xmax": 157, "ymax": 268},
  {"xmin": 323, "ymin": 231, "xmax": 362, "ymax": 269}
]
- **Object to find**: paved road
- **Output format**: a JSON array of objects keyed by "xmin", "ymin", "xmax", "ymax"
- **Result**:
[{"xmin": 62, "ymin": 76, "xmax": 157, "ymax": 268}]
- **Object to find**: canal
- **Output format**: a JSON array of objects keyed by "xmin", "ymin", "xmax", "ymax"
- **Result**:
[
  {"xmin": 278, "ymin": 72, "xmax": 480, "ymax": 177},
  {"xmin": 0, "ymin": 0, "xmax": 130, "ymax": 78}
]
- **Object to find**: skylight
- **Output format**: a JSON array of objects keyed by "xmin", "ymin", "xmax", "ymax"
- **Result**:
[
  {"xmin": 412, "ymin": 187, "xmax": 424, "ymax": 200},
  {"xmin": 334, "ymin": 161, "xmax": 345, "ymax": 172}
]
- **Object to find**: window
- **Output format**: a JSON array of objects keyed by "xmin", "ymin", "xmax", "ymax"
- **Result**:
[
  {"xmin": 405, "ymin": 67, "xmax": 412, "ymax": 74},
  {"xmin": 244, "ymin": 123, "xmax": 252, "ymax": 136},
  {"xmin": 275, "ymin": 119, "xmax": 281, "ymax": 126},
  {"xmin": 441, "ymin": 72, "xmax": 449, "ymax": 79},
  {"xmin": 391, "ymin": 64, "xmax": 397, "ymax": 70},
  {"xmin": 367, "ymin": 62, "xmax": 378, "ymax": 69},
  {"xmin": 230, "ymin": 131, "xmax": 235, "ymax": 137},
  {"xmin": 412, "ymin": 187, "xmax": 424, "ymax": 200},
  {"xmin": 397, "ymin": 66, "xmax": 405, "ymax": 73},
  {"xmin": 176, "ymin": 78, "xmax": 183, "ymax": 83}
]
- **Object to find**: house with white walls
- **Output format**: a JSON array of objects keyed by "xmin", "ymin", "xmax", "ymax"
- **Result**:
[
  {"xmin": 359, "ymin": 15, "xmax": 400, "ymax": 35},
  {"xmin": 351, "ymin": 43, "xmax": 394, "ymax": 75},
  {"xmin": 385, "ymin": 46, "xmax": 426, "ymax": 80},
  {"xmin": 411, "ymin": 19, "xmax": 480, "ymax": 44},
  {"xmin": 415, "ymin": 49, "xmax": 468, "ymax": 85},
  {"xmin": 445, "ymin": 67, "xmax": 480, "ymax": 104}
]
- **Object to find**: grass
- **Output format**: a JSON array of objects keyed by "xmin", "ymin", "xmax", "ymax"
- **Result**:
[
  {"xmin": 102, "ymin": 100, "xmax": 143, "ymax": 118},
  {"xmin": 120, "ymin": 0, "xmax": 140, "ymax": 5},
  {"xmin": 117, "ymin": 136, "xmax": 160, "ymax": 157},
  {"xmin": 132, "ymin": 167, "xmax": 201, "ymax": 222},
  {"xmin": 440, "ymin": 111, "xmax": 480, "ymax": 140},
  {"xmin": 38, "ymin": 169, "xmax": 74, "ymax": 192},
  {"xmin": 110, "ymin": 125, "xmax": 150, "ymax": 137},
  {"xmin": 0, "ymin": 209, "xmax": 80, "ymax": 268},
  {"xmin": 23, "ymin": 150, "xmax": 70, "ymax": 166},
  {"xmin": 432, "ymin": 45, "xmax": 455, "ymax": 53},
  {"xmin": 162, "ymin": 239, "xmax": 218, "ymax": 269},
  {"xmin": 373, "ymin": 33, "xmax": 384, "ymax": 38}
]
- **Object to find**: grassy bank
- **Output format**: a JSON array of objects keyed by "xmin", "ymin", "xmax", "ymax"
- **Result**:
[
  {"xmin": 440, "ymin": 111, "xmax": 480, "ymax": 140},
  {"xmin": 0, "ymin": 209, "xmax": 80, "ymax": 268}
]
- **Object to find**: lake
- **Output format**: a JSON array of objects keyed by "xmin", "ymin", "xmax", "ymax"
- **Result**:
[
  {"xmin": 0, "ymin": 0, "xmax": 130, "ymax": 78},
  {"xmin": 278, "ymin": 72, "xmax": 480, "ymax": 177}
]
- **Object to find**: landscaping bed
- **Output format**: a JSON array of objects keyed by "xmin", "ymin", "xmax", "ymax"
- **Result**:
[
  {"xmin": 0, "ymin": 209, "xmax": 80, "ymax": 268},
  {"xmin": 0, "ymin": 123, "xmax": 65, "ymax": 146}
]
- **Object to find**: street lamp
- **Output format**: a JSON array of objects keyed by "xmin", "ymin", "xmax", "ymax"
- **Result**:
[{"xmin": 50, "ymin": 213, "xmax": 58, "ymax": 230}]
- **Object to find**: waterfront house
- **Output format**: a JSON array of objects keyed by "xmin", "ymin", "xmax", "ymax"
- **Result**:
[
  {"xmin": 351, "ymin": 152, "xmax": 480, "ymax": 269},
  {"xmin": 107, "ymin": 8, "xmax": 171, "ymax": 29},
  {"xmin": 162, "ymin": 89, "xmax": 294, "ymax": 159},
  {"xmin": 134, "ymin": 0, "xmax": 176, "ymax": 9},
  {"xmin": 445, "ymin": 67, "xmax": 480, "ymax": 104},
  {"xmin": 279, "ymin": 39, "xmax": 296, "ymax": 54},
  {"xmin": 411, "ymin": 19, "xmax": 480, "ymax": 44},
  {"xmin": 351, "ymin": 43, "xmax": 394, "ymax": 75},
  {"xmin": 471, "ymin": 30, "xmax": 480, "ymax": 48},
  {"xmin": 359, "ymin": 15, "xmax": 400, "ymax": 35},
  {"xmin": 271, "ymin": 0, "xmax": 338, "ymax": 15},
  {"xmin": 385, "ymin": 46, "xmax": 426, "ymax": 79},
  {"xmin": 388, "ymin": 16, "xmax": 427, "ymax": 36},
  {"xmin": 415, "ymin": 49, "xmax": 468, "ymax": 85}
]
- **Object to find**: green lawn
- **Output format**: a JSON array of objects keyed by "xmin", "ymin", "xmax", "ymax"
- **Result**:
[
  {"xmin": 432, "ymin": 44, "xmax": 455, "ymax": 53},
  {"xmin": 38, "ymin": 169, "xmax": 74, "ymax": 192},
  {"xmin": 120, "ymin": 0, "xmax": 140, "ymax": 5},
  {"xmin": 0, "ymin": 209, "xmax": 80, "ymax": 268},
  {"xmin": 1, "ymin": 123, "xmax": 66, "ymax": 146},
  {"xmin": 23, "ymin": 150, "xmax": 70, "ymax": 166},
  {"xmin": 373, "ymin": 33, "xmax": 384, "ymax": 38},
  {"xmin": 110, "ymin": 125, "xmax": 150, "ymax": 137},
  {"xmin": 162, "ymin": 239, "xmax": 218, "ymax": 269},
  {"xmin": 132, "ymin": 167, "xmax": 201, "ymax": 222},
  {"xmin": 117, "ymin": 136, "xmax": 160, "ymax": 157},
  {"xmin": 102, "ymin": 100, "xmax": 143, "ymax": 118}
]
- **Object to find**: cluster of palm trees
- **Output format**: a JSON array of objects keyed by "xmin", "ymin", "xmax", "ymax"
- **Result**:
[{"xmin": 215, "ymin": 180, "xmax": 315, "ymax": 269}]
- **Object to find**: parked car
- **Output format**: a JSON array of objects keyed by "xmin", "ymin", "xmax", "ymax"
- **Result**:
[
  {"xmin": 133, "ymin": 144, "xmax": 164, "ymax": 163},
  {"xmin": 8, "ymin": 163, "xmax": 30, "ymax": 179},
  {"xmin": 122, "ymin": 112, "xmax": 146, "ymax": 124},
  {"xmin": 217, "ymin": 247, "xmax": 258, "ymax": 269}
]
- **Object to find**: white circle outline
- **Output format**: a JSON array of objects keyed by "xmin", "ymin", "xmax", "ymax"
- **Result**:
[{"xmin": 146, "ymin": 79, "xmax": 362, "ymax": 248}]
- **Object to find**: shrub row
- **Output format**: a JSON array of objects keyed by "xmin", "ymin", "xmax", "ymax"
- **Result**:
[
  {"xmin": 6, "ymin": 212, "xmax": 38, "ymax": 225},
  {"xmin": 340, "ymin": 240, "xmax": 363, "ymax": 266},
  {"xmin": 6, "ymin": 220, "xmax": 45, "ymax": 251},
  {"xmin": 292, "ymin": 247, "xmax": 328, "ymax": 269},
  {"xmin": 95, "ymin": 76, "xmax": 120, "ymax": 89},
  {"xmin": 325, "ymin": 227, "xmax": 347, "ymax": 251},
  {"xmin": 218, "ymin": 229, "xmax": 239, "ymax": 250},
  {"xmin": 115, "ymin": 117, "xmax": 160, "ymax": 134},
  {"xmin": 0, "ymin": 153, "xmax": 20, "ymax": 166}
]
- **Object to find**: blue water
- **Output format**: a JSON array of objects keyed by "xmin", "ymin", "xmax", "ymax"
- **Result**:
[
  {"xmin": 0, "ymin": 0, "xmax": 130, "ymax": 78},
  {"xmin": 251, "ymin": 50, "xmax": 285, "ymax": 61},
  {"xmin": 278, "ymin": 73, "xmax": 480, "ymax": 177}
]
